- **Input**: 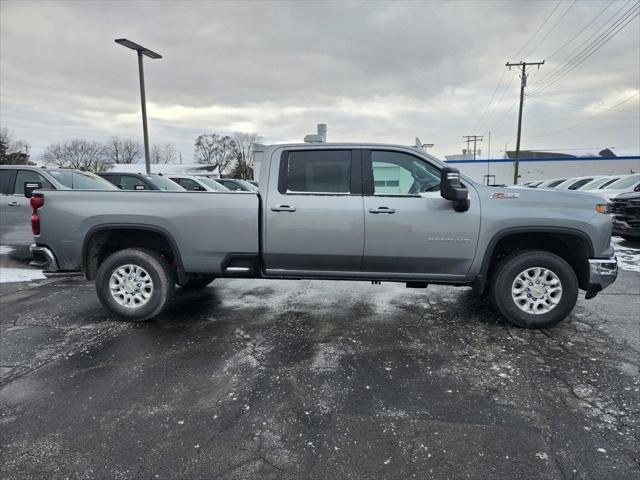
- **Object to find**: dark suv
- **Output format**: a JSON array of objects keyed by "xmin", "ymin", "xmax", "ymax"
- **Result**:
[
  {"xmin": 611, "ymin": 192, "xmax": 640, "ymax": 240},
  {"xmin": 99, "ymin": 173, "xmax": 184, "ymax": 191}
]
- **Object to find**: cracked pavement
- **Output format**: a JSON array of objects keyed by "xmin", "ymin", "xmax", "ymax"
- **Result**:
[{"xmin": 0, "ymin": 268, "xmax": 638, "ymax": 479}]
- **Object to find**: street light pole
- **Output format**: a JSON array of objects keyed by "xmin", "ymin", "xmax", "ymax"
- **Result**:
[
  {"xmin": 137, "ymin": 51, "xmax": 151, "ymax": 173},
  {"xmin": 115, "ymin": 39, "xmax": 162, "ymax": 174}
]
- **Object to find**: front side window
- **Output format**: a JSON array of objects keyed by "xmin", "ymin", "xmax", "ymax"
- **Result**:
[
  {"xmin": 285, "ymin": 150, "xmax": 351, "ymax": 193},
  {"xmin": 370, "ymin": 150, "xmax": 440, "ymax": 195},
  {"xmin": 13, "ymin": 170, "xmax": 55, "ymax": 194}
]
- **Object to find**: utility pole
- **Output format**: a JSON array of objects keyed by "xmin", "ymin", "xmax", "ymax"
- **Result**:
[
  {"xmin": 462, "ymin": 135, "xmax": 483, "ymax": 160},
  {"xmin": 506, "ymin": 60, "xmax": 544, "ymax": 184}
]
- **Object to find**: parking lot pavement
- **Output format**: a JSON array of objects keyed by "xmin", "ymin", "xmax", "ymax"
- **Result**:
[{"xmin": 1, "ymin": 271, "xmax": 638, "ymax": 479}]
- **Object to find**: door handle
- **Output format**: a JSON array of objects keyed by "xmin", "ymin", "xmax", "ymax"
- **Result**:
[
  {"xmin": 8, "ymin": 201, "xmax": 21, "ymax": 207},
  {"xmin": 369, "ymin": 207, "xmax": 396, "ymax": 214},
  {"xmin": 271, "ymin": 204, "xmax": 296, "ymax": 212}
]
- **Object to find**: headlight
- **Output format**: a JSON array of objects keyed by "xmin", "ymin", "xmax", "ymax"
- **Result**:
[{"xmin": 595, "ymin": 203, "xmax": 611, "ymax": 214}]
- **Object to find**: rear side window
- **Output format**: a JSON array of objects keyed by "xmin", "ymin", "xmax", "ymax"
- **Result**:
[
  {"xmin": 119, "ymin": 175, "xmax": 148, "ymax": 190},
  {"xmin": 0, "ymin": 170, "xmax": 11, "ymax": 194},
  {"xmin": 284, "ymin": 150, "xmax": 351, "ymax": 193},
  {"xmin": 13, "ymin": 170, "xmax": 55, "ymax": 194}
]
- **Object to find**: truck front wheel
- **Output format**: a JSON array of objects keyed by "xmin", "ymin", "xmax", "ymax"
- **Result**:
[
  {"xmin": 96, "ymin": 248, "xmax": 175, "ymax": 322},
  {"xmin": 490, "ymin": 250, "xmax": 578, "ymax": 328}
]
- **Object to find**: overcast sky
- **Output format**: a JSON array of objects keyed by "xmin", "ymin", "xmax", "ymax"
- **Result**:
[{"xmin": 1, "ymin": 0, "xmax": 639, "ymax": 161}]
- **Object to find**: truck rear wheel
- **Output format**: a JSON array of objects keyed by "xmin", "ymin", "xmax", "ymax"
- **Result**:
[
  {"xmin": 490, "ymin": 250, "xmax": 578, "ymax": 328},
  {"xmin": 96, "ymin": 248, "xmax": 175, "ymax": 322}
]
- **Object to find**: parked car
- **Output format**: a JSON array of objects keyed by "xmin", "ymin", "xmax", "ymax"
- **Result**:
[
  {"xmin": 215, "ymin": 178, "xmax": 259, "ymax": 192},
  {"xmin": 0, "ymin": 166, "xmax": 117, "ymax": 246},
  {"xmin": 30, "ymin": 142, "xmax": 617, "ymax": 329},
  {"xmin": 168, "ymin": 175, "xmax": 229, "ymax": 192},
  {"xmin": 584, "ymin": 174, "xmax": 640, "ymax": 200},
  {"xmin": 577, "ymin": 175, "xmax": 623, "ymax": 191},
  {"xmin": 524, "ymin": 181, "xmax": 544, "ymax": 188},
  {"xmin": 555, "ymin": 176, "xmax": 602, "ymax": 191},
  {"xmin": 537, "ymin": 178, "xmax": 569, "ymax": 189},
  {"xmin": 99, "ymin": 172, "xmax": 185, "ymax": 191},
  {"xmin": 611, "ymin": 192, "xmax": 640, "ymax": 240}
]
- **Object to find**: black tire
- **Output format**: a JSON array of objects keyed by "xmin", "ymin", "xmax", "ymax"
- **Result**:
[
  {"xmin": 179, "ymin": 276, "xmax": 215, "ymax": 290},
  {"xmin": 490, "ymin": 250, "xmax": 578, "ymax": 328},
  {"xmin": 96, "ymin": 248, "xmax": 175, "ymax": 322}
]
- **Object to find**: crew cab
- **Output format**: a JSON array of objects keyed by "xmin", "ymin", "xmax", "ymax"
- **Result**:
[{"xmin": 29, "ymin": 143, "xmax": 618, "ymax": 328}]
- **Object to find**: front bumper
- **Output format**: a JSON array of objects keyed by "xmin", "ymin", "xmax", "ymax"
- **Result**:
[
  {"xmin": 585, "ymin": 256, "xmax": 618, "ymax": 299},
  {"xmin": 612, "ymin": 219, "xmax": 640, "ymax": 238},
  {"xmin": 30, "ymin": 244, "xmax": 59, "ymax": 272}
]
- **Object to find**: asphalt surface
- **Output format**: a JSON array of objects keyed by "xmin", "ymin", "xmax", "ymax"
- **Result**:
[{"xmin": 1, "ymin": 265, "xmax": 639, "ymax": 479}]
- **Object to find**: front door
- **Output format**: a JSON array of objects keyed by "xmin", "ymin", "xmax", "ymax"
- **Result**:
[
  {"xmin": 362, "ymin": 149, "xmax": 480, "ymax": 277},
  {"xmin": 264, "ymin": 149, "xmax": 364, "ymax": 273}
]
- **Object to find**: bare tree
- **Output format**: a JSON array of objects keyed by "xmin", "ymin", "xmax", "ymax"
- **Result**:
[
  {"xmin": 194, "ymin": 133, "xmax": 236, "ymax": 174},
  {"xmin": 0, "ymin": 128, "xmax": 31, "ymax": 165},
  {"xmin": 151, "ymin": 143, "xmax": 177, "ymax": 164},
  {"xmin": 105, "ymin": 137, "xmax": 141, "ymax": 164},
  {"xmin": 232, "ymin": 132, "xmax": 261, "ymax": 179},
  {"xmin": 43, "ymin": 139, "xmax": 109, "ymax": 172}
]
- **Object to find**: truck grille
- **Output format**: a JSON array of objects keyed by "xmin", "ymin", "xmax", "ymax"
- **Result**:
[{"xmin": 612, "ymin": 197, "xmax": 640, "ymax": 228}]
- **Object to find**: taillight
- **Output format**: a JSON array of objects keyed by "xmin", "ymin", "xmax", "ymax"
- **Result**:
[{"xmin": 30, "ymin": 194, "xmax": 44, "ymax": 235}]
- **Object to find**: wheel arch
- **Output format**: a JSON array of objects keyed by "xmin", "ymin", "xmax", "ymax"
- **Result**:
[
  {"xmin": 82, "ymin": 224, "xmax": 186, "ymax": 283},
  {"xmin": 475, "ymin": 226, "xmax": 594, "ymax": 294}
]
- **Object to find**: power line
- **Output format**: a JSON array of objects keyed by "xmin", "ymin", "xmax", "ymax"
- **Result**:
[
  {"xmin": 463, "ymin": 135, "xmax": 483, "ymax": 160},
  {"xmin": 510, "ymin": 0, "xmax": 563, "ymax": 61},
  {"xmin": 526, "ymin": 0, "xmax": 578, "ymax": 58},
  {"xmin": 480, "ymin": 71, "xmax": 518, "ymax": 130},
  {"xmin": 527, "ymin": 94, "xmax": 638, "ymax": 114},
  {"xmin": 475, "ymin": 0, "xmax": 563, "ymax": 130},
  {"xmin": 546, "ymin": 0, "xmax": 616, "ymax": 61},
  {"xmin": 530, "ymin": 2, "xmax": 640, "ymax": 95},
  {"xmin": 526, "ymin": 91, "xmax": 640, "ymax": 138}
]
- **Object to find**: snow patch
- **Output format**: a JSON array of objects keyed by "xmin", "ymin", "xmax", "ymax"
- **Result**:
[
  {"xmin": 612, "ymin": 237, "xmax": 640, "ymax": 273},
  {"xmin": 0, "ymin": 268, "xmax": 46, "ymax": 283},
  {"xmin": 0, "ymin": 245, "xmax": 16, "ymax": 255}
]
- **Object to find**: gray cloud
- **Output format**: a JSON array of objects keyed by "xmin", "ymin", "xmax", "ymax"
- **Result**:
[{"xmin": 1, "ymin": 0, "xmax": 638, "ymax": 160}]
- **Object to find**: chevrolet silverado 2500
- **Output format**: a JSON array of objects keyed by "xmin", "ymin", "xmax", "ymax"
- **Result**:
[{"xmin": 28, "ymin": 143, "xmax": 618, "ymax": 328}]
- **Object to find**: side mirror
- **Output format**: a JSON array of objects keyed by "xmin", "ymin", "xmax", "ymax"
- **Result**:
[
  {"xmin": 634, "ymin": 184, "xmax": 640, "ymax": 192},
  {"xmin": 440, "ymin": 167, "xmax": 470, "ymax": 212},
  {"xmin": 24, "ymin": 181, "xmax": 42, "ymax": 198}
]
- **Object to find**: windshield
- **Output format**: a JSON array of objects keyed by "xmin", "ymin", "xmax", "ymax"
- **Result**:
[
  {"xmin": 195, "ymin": 176, "xmax": 229, "ymax": 191},
  {"xmin": 579, "ymin": 177, "xmax": 619, "ymax": 190},
  {"xmin": 49, "ymin": 170, "xmax": 118, "ymax": 190},
  {"xmin": 143, "ymin": 175, "xmax": 185, "ymax": 191},
  {"xmin": 605, "ymin": 174, "xmax": 640, "ymax": 189}
]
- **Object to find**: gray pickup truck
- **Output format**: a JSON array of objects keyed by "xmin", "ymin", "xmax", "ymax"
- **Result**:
[{"xmin": 29, "ymin": 143, "xmax": 618, "ymax": 328}]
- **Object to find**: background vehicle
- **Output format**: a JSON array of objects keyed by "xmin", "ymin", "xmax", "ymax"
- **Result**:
[
  {"xmin": 577, "ymin": 175, "xmax": 622, "ymax": 191},
  {"xmin": 584, "ymin": 174, "xmax": 640, "ymax": 199},
  {"xmin": 611, "ymin": 192, "xmax": 640, "ymax": 240},
  {"xmin": 30, "ymin": 143, "xmax": 617, "ymax": 329},
  {"xmin": 0, "ymin": 166, "xmax": 117, "ymax": 245},
  {"xmin": 537, "ymin": 178, "xmax": 569, "ymax": 189},
  {"xmin": 99, "ymin": 172, "xmax": 185, "ymax": 191},
  {"xmin": 215, "ymin": 178, "xmax": 259, "ymax": 192},
  {"xmin": 168, "ymin": 175, "xmax": 229, "ymax": 192},
  {"xmin": 555, "ymin": 176, "xmax": 601, "ymax": 190}
]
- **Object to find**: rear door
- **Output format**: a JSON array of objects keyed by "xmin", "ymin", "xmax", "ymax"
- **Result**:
[
  {"xmin": 263, "ymin": 149, "xmax": 364, "ymax": 273},
  {"xmin": 3, "ymin": 169, "xmax": 55, "ymax": 245},
  {"xmin": 361, "ymin": 149, "xmax": 481, "ymax": 277}
]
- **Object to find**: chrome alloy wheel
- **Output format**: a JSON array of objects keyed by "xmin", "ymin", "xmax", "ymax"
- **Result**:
[
  {"xmin": 511, "ymin": 267, "xmax": 563, "ymax": 315},
  {"xmin": 109, "ymin": 264, "xmax": 154, "ymax": 309}
]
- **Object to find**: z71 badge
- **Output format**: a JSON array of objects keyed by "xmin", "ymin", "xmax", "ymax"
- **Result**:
[{"xmin": 490, "ymin": 192, "xmax": 520, "ymax": 199}]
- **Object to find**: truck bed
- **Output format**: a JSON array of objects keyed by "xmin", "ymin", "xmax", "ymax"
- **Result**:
[{"xmin": 35, "ymin": 190, "xmax": 260, "ymax": 273}]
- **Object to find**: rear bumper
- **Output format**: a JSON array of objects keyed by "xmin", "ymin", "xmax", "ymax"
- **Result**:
[
  {"xmin": 585, "ymin": 256, "xmax": 618, "ymax": 299},
  {"xmin": 30, "ymin": 244, "xmax": 59, "ymax": 272}
]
